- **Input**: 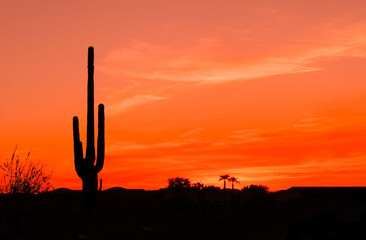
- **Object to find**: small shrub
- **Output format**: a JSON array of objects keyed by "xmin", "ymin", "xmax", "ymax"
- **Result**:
[
  {"xmin": 0, "ymin": 146, "xmax": 53, "ymax": 194},
  {"xmin": 203, "ymin": 185, "xmax": 220, "ymax": 191},
  {"xmin": 242, "ymin": 184, "xmax": 269, "ymax": 194},
  {"xmin": 192, "ymin": 181, "xmax": 204, "ymax": 190}
]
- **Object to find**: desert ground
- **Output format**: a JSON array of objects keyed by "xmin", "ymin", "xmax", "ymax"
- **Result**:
[{"xmin": 1, "ymin": 187, "xmax": 366, "ymax": 240}]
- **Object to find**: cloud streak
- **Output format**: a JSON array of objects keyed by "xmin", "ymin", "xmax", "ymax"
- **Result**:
[
  {"xmin": 107, "ymin": 94, "xmax": 167, "ymax": 115},
  {"xmin": 100, "ymin": 26, "xmax": 366, "ymax": 85}
]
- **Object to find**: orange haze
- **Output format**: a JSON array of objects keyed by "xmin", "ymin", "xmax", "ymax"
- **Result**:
[{"xmin": 2, "ymin": 1, "xmax": 366, "ymax": 191}]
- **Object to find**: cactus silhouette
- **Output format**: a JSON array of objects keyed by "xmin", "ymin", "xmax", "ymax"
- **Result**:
[{"xmin": 73, "ymin": 46, "xmax": 105, "ymax": 208}]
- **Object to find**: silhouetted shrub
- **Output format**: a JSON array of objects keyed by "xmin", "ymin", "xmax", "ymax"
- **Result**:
[
  {"xmin": 192, "ymin": 181, "xmax": 204, "ymax": 190},
  {"xmin": 203, "ymin": 185, "xmax": 221, "ymax": 191},
  {"xmin": 0, "ymin": 147, "xmax": 53, "ymax": 194},
  {"xmin": 242, "ymin": 185, "xmax": 271, "ymax": 211},
  {"xmin": 242, "ymin": 184, "xmax": 269, "ymax": 195},
  {"xmin": 168, "ymin": 177, "xmax": 191, "ymax": 190}
]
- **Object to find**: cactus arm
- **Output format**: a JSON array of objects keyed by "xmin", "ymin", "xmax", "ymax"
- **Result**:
[
  {"xmin": 96, "ymin": 104, "xmax": 105, "ymax": 173},
  {"xmin": 73, "ymin": 116, "xmax": 84, "ymax": 178},
  {"xmin": 86, "ymin": 46, "xmax": 95, "ymax": 164},
  {"xmin": 98, "ymin": 179, "xmax": 102, "ymax": 192}
]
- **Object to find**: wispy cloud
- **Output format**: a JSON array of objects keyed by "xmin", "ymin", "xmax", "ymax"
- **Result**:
[
  {"xmin": 107, "ymin": 94, "xmax": 167, "ymax": 115},
  {"xmin": 212, "ymin": 154, "xmax": 366, "ymax": 183},
  {"xmin": 100, "ymin": 27, "xmax": 366, "ymax": 85},
  {"xmin": 180, "ymin": 128, "xmax": 206, "ymax": 139},
  {"xmin": 108, "ymin": 140, "xmax": 188, "ymax": 151},
  {"xmin": 227, "ymin": 129, "xmax": 266, "ymax": 142}
]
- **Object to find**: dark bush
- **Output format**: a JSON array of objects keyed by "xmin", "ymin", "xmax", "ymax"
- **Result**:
[
  {"xmin": 0, "ymin": 147, "xmax": 53, "ymax": 194},
  {"xmin": 203, "ymin": 185, "xmax": 221, "ymax": 191},
  {"xmin": 242, "ymin": 184, "xmax": 269, "ymax": 194},
  {"xmin": 191, "ymin": 181, "xmax": 204, "ymax": 190}
]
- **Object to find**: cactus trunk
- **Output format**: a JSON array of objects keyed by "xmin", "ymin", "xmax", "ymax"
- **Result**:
[
  {"xmin": 73, "ymin": 46, "xmax": 105, "ymax": 209},
  {"xmin": 86, "ymin": 47, "xmax": 95, "ymax": 163}
]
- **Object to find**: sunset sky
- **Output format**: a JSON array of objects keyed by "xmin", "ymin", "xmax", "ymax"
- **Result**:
[{"xmin": 2, "ymin": 1, "xmax": 366, "ymax": 191}]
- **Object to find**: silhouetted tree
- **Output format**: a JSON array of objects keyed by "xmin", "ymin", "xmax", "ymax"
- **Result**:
[
  {"xmin": 228, "ymin": 177, "xmax": 240, "ymax": 190},
  {"xmin": 203, "ymin": 185, "xmax": 220, "ymax": 191},
  {"xmin": 192, "ymin": 181, "xmax": 204, "ymax": 190},
  {"xmin": 168, "ymin": 177, "xmax": 191, "ymax": 189},
  {"xmin": 242, "ymin": 184, "xmax": 269, "ymax": 194},
  {"xmin": 73, "ymin": 46, "xmax": 105, "ymax": 209},
  {"xmin": 0, "ymin": 146, "xmax": 53, "ymax": 194},
  {"xmin": 219, "ymin": 174, "xmax": 230, "ymax": 190}
]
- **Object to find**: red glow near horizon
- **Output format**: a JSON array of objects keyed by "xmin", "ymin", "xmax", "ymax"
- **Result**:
[{"xmin": 2, "ymin": 1, "xmax": 366, "ymax": 191}]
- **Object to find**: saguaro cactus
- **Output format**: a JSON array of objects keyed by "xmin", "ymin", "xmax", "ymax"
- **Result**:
[{"xmin": 73, "ymin": 46, "xmax": 105, "ymax": 208}]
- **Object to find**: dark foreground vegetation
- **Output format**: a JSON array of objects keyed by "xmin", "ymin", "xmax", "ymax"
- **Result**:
[{"xmin": 1, "ymin": 187, "xmax": 366, "ymax": 240}]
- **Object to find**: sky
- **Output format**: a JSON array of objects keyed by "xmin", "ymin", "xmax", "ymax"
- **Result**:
[{"xmin": 2, "ymin": 1, "xmax": 366, "ymax": 191}]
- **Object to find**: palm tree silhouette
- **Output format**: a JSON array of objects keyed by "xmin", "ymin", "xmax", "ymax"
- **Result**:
[
  {"xmin": 228, "ymin": 177, "xmax": 240, "ymax": 190},
  {"xmin": 219, "ymin": 174, "xmax": 230, "ymax": 190}
]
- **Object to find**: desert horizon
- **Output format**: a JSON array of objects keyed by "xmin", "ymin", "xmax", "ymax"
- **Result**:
[{"xmin": 3, "ymin": 1, "xmax": 366, "ymax": 238}]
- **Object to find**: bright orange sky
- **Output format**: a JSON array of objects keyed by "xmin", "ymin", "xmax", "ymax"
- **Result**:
[{"xmin": 2, "ymin": 1, "xmax": 366, "ymax": 191}]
